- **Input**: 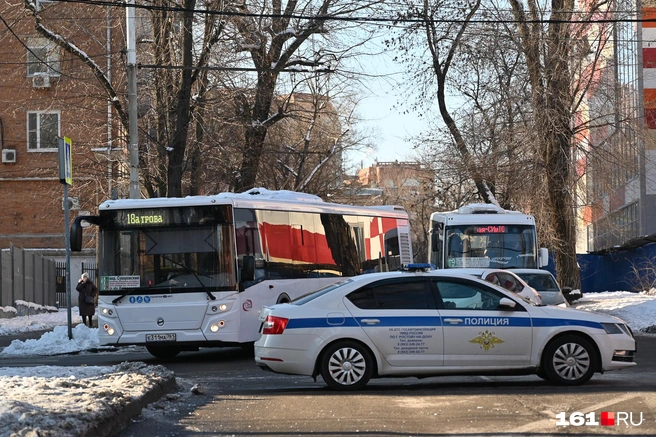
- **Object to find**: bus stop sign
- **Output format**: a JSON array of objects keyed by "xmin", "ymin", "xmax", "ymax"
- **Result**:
[{"xmin": 58, "ymin": 136, "xmax": 73, "ymax": 185}]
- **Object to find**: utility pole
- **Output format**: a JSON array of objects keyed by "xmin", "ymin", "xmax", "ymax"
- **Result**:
[
  {"xmin": 126, "ymin": 0, "xmax": 140, "ymax": 199},
  {"xmin": 58, "ymin": 137, "xmax": 74, "ymax": 340}
]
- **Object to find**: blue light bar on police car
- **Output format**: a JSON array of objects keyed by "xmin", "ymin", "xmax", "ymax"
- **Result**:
[{"xmin": 404, "ymin": 263, "xmax": 432, "ymax": 272}]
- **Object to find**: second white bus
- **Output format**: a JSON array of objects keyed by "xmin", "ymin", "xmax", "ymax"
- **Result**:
[{"xmin": 428, "ymin": 203, "xmax": 548, "ymax": 270}]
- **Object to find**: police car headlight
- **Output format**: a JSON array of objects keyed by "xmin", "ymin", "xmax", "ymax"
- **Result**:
[
  {"xmin": 619, "ymin": 323, "xmax": 633, "ymax": 337},
  {"xmin": 602, "ymin": 322, "xmax": 631, "ymax": 335}
]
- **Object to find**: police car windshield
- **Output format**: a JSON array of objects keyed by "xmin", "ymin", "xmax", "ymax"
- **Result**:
[{"xmin": 292, "ymin": 279, "xmax": 353, "ymax": 305}]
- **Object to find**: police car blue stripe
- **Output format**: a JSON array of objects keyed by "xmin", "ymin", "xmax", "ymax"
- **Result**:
[
  {"xmin": 286, "ymin": 317, "xmax": 443, "ymax": 329},
  {"xmin": 286, "ymin": 317, "xmax": 360, "ymax": 329},
  {"xmin": 359, "ymin": 316, "xmax": 443, "ymax": 327},
  {"xmin": 284, "ymin": 316, "xmax": 604, "ymax": 330},
  {"xmin": 532, "ymin": 318, "xmax": 603, "ymax": 329}
]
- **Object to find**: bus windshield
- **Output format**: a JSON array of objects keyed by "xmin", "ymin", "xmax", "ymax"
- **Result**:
[
  {"xmin": 98, "ymin": 224, "xmax": 237, "ymax": 292},
  {"xmin": 444, "ymin": 224, "xmax": 537, "ymax": 269}
]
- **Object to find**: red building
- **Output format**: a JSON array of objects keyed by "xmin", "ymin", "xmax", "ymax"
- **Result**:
[{"xmin": 0, "ymin": 1, "xmax": 127, "ymax": 249}]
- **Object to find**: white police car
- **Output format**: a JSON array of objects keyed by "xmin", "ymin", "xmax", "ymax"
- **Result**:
[{"xmin": 254, "ymin": 265, "xmax": 636, "ymax": 390}]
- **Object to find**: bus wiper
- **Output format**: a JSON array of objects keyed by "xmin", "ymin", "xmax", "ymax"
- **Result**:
[
  {"xmin": 189, "ymin": 269, "xmax": 216, "ymax": 300},
  {"xmin": 112, "ymin": 288, "xmax": 140, "ymax": 304},
  {"xmin": 161, "ymin": 256, "xmax": 217, "ymax": 301}
]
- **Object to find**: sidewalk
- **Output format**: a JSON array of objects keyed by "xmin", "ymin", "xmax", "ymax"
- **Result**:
[{"xmin": 0, "ymin": 323, "xmax": 178, "ymax": 437}]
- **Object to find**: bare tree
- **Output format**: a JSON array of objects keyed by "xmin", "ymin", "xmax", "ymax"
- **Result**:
[
  {"xmin": 224, "ymin": 0, "xmax": 385, "ymax": 192},
  {"xmin": 387, "ymin": 0, "xmax": 628, "ymax": 289},
  {"xmin": 386, "ymin": 0, "xmax": 502, "ymax": 206},
  {"xmin": 503, "ymin": 0, "xmax": 619, "ymax": 289}
]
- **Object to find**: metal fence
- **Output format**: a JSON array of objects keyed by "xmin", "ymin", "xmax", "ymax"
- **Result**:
[
  {"xmin": 1, "ymin": 245, "xmax": 57, "ymax": 308},
  {"xmin": 55, "ymin": 261, "xmax": 97, "ymax": 308}
]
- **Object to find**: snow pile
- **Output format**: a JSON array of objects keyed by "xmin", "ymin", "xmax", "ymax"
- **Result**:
[
  {"xmin": 0, "ymin": 324, "xmax": 110, "ymax": 356},
  {"xmin": 0, "ymin": 361, "xmax": 174, "ymax": 437},
  {"xmin": 573, "ymin": 291, "xmax": 656, "ymax": 333},
  {"xmin": 0, "ymin": 307, "xmax": 77, "ymax": 336}
]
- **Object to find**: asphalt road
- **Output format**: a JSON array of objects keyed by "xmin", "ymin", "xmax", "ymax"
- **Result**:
[{"xmin": 2, "ymin": 333, "xmax": 655, "ymax": 436}]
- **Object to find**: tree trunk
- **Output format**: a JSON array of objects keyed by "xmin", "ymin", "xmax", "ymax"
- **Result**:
[
  {"xmin": 320, "ymin": 213, "xmax": 361, "ymax": 276},
  {"xmin": 166, "ymin": 0, "xmax": 196, "ymax": 197},
  {"xmin": 545, "ymin": 128, "xmax": 581, "ymax": 290},
  {"xmin": 234, "ymin": 71, "xmax": 278, "ymax": 192}
]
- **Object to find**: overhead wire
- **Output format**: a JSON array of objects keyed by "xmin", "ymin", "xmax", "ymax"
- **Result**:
[{"xmin": 26, "ymin": 0, "xmax": 655, "ymax": 25}]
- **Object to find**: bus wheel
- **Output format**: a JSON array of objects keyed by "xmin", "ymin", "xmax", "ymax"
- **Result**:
[
  {"xmin": 277, "ymin": 293, "xmax": 291, "ymax": 304},
  {"xmin": 240, "ymin": 342, "xmax": 255, "ymax": 353},
  {"xmin": 146, "ymin": 345, "xmax": 181, "ymax": 359}
]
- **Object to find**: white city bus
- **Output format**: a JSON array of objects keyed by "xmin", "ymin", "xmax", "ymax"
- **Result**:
[
  {"xmin": 428, "ymin": 203, "xmax": 548, "ymax": 270},
  {"xmin": 70, "ymin": 189, "xmax": 413, "ymax": 358}
]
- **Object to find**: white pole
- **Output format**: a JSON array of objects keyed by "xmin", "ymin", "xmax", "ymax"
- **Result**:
[{"xmin": 64, "ymin": 183, "xmax": 73, "ymax": 340}]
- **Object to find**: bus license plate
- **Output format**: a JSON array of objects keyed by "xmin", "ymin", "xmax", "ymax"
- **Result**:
[{"xmin": 145, "ymin": 333, "xmax": 176, "ymax": 342}]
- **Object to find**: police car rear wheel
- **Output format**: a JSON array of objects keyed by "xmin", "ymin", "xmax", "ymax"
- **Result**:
[
  {"xmin": 320, "ymin": 341, "xmax": 373, "ymax": 391},
  {"xmin": 543, "ymin": 335, "xmax": 596, "ymax": 385}
]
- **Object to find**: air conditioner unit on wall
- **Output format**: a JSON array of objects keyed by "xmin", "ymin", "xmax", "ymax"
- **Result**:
[
  {"xmin": 32, "ymin": 74, "xmax": 50, "ymax": 88},
  {"xmin": 2, "ymin": 149, "xmax": 16, "ymax": 163},
  {"xmin": 62, "ymin": 197, "xmax": 80, "ymax": 210}
]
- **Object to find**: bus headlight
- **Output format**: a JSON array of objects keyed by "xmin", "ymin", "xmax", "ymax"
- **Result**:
[
  {"xmin": 101, "ymin": 307, "xmax": 114, "ymax": 316},
  {"xmin": 210, "ymin": 304, "xmax": 229, "ymax": 313},
  {"xmin": 103, "ymin": 324, "xmax": 115, "ymax": 336},
  {"xmin": 209, "ymin": 320, "xmax": 226, "ymax": 332}
]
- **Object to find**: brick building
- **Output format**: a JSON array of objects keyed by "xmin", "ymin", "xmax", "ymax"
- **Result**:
[
  {"xmin": 0, "ymin": 1, "xmax": 127, "ymax": 250},
  {"xmin": 357, "ymin": 161, "xmax": 430, "ymax": 201}
]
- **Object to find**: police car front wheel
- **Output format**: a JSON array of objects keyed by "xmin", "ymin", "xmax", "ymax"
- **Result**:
[
  {"xmin": 542, "ymin": 335, "xmax": 597, "ymax": 385},
  {"xmin": 320, "ymin": 340, "xmax": 374, "ymax": 391}
]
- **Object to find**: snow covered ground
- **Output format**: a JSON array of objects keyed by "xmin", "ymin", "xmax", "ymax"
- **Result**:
[
  {"xmin": 1, "ymin": 292, "xmax": 655, "ymax": 437},
  {"xmin": 0, "ymin": 311, "xmax": 180, "ymax": 437}
]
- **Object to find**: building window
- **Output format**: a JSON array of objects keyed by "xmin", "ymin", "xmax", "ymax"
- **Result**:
[
  {"xmin": 26, "ymin": 37, "xmax": 60, "ymax": 77},
  {"xmin": 27, "ymin": 112, "xmax": 60, "ymax": 151}
]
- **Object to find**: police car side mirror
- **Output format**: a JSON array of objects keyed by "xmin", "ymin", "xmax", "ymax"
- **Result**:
[{"xmin": 498, "ymin": 297, "xmax": 516, "ymax": 309}]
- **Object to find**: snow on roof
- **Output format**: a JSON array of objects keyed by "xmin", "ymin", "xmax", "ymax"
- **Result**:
[
  {"xmin": 217, "ymin": 187, "xmax": 324, "ymax": 202},
  {"xmin": 99, "ymin": 187, "xmax": 325, "ymax": 209},
  {"xmin": 96, "ymin": 188, "xmax": 408, "ymax": 217}
]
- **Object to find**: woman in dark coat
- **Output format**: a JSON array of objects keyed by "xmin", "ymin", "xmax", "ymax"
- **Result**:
[{"xmin": 76, "ymin": 272, "xmax": 98, "ymax": 327}]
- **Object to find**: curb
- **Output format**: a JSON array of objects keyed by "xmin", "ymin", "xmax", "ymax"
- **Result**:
[{"xmin": 81, "ymin": 373, "xmax": 178, "ymax": 437}]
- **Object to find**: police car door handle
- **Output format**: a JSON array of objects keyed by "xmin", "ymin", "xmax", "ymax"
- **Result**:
[
  {"xmin": 360, "ymin": 319, "xmax": 380, "ymax": 325},
  {"xmin": 443, "ymin": 318, "xmax": 464, "ymax": 324}
]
